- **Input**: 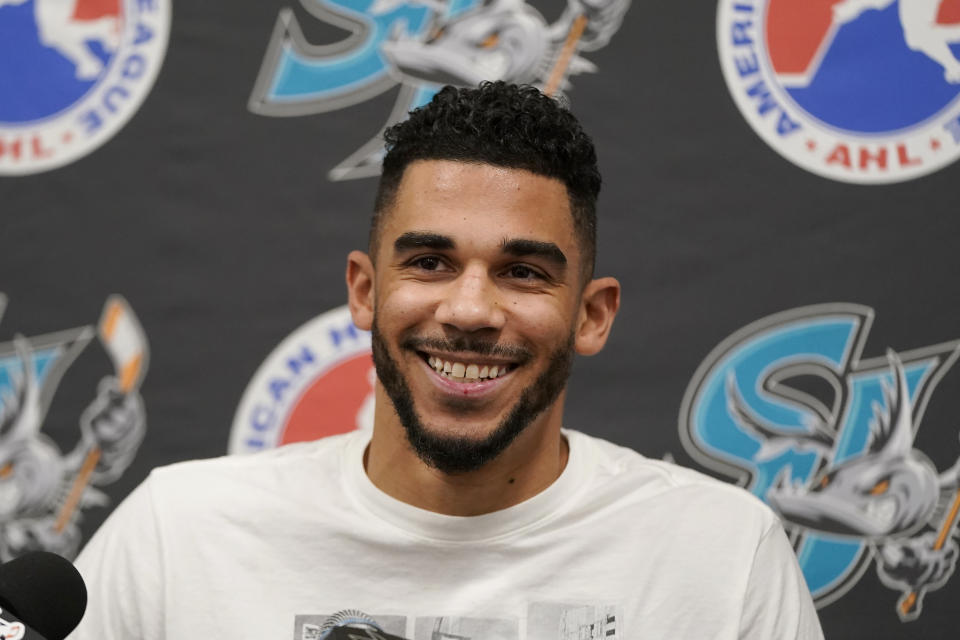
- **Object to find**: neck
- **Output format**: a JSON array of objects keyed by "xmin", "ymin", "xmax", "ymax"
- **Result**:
[{"xmin": 364, "ymin": 386, "xmax": 569, "ymax": 516}]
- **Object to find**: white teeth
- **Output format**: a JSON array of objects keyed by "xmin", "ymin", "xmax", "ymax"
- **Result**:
[{"xmin": 426, "ymin": 357, "xmax": 511, "ymax": 381}]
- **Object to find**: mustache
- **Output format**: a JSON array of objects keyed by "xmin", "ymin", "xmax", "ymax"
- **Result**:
[{"xmin": 402, "ymin": 335, "xmax": 533, "ymax": 362}]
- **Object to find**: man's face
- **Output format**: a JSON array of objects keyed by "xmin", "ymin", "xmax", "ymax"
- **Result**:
[{"xmin": 362, "ymin": 160, "xmax": 587, "ymax": 472}]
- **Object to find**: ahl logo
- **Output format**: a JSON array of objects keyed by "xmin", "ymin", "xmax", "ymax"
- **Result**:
[
  {"xmin": 248, "ymin": 0, "xmax": 630, "ymax": 180},
  {"xmin": 717, "ymin": 0, "xmax": 960, "ymax": 183},
  {"xmin": 0, "ymin": 294, "xmax": 148, "ymax": 560},
  {"xmin": 230, "ymin": 305, "xmax": 373, "ymax": 454},
  {"xmin": 680, "ymin": 304, "xmax": 960, "ymax": 621},
  {"xmin": 0, "ymin": 0, "xmax": 170, "ymax": 175}
]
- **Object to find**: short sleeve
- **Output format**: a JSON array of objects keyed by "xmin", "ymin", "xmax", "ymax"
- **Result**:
[
  {"xmin": 69, "ymin": 476, "xmax": 165, "ymax": 640},
  {"xmin": 738, "ymin": 520, "xmax": 825, "ymax": 640}
]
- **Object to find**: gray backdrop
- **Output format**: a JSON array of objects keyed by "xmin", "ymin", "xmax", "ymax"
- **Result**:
[{"xmin": 2, "ymin": 0, "xmax": 959, "ymax": 637}]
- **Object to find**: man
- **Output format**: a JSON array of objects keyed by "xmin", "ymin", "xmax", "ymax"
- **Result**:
[{"xmin": 71, "ymin": 82, "xmax": 823, "ymax": 639}]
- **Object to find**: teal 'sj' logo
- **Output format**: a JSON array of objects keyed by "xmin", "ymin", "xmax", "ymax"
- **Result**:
[{"xmin": 680, "ymin": 304, "xmax": 960, "ymax": 620}]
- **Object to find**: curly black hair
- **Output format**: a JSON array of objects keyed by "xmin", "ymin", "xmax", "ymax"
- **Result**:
[{"xmin": 372, "ymin": 81, "xmax": 600, "ymax": 277}]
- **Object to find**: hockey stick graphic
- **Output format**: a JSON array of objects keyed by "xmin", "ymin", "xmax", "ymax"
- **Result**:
[
  {"xmin": 54, "ymin": 296, "xmax": 148, "ymax": 533},
  {"xmin": 897, "ymin": 488, "xmax": 960, "ymax": 620},
  {"xmin": 544, "ymin": 13, "xmax": 589, "ymax": 96}
]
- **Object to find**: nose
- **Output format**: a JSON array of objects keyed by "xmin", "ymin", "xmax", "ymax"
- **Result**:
[{"xmin": 434, "ymin": 263, "xmax": 506, "ymax": 332}]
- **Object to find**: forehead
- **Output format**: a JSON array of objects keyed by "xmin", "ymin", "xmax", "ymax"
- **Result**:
[{"xmin": 380, "ymin": 160, "xmax": 577, "ymax": 253}]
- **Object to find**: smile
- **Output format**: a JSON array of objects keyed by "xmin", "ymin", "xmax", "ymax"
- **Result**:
[
  {"xmin": 418, "ymin": 351, "xmax": 517, "ymax": 384},
  {"xmin": 426, "ymin": 355, "xmax": 514, "ymax": 381}
]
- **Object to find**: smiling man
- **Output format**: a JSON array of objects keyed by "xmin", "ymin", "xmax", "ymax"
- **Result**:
[
  {"xmin": 348, "ymin": 155, "xmax": 619, "ymax": 516},
  {"xmin": 71, "ymin": 83, "xmax": 823, "ymax": 640}
]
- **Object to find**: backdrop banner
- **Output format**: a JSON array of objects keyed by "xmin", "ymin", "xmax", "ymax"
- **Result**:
[{"xmin": 2, "ymin": 0, "xmax": 959, "ymax": 637}]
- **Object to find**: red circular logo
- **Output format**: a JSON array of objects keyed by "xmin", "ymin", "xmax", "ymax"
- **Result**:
[{"xmin": 279, "ymin": 352, "xmax": 375, "ymax": 444}]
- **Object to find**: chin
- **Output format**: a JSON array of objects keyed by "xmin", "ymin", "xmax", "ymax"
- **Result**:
[
  {"xmin": 371, "ymin": 322, "xmax": 572, "ymax": 473},
  {"xmin": 418, "ymin": 416, "xmax": 507, "ymax": 442}
]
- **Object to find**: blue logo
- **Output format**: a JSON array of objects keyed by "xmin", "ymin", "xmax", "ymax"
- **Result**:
[
  {"xmin": 680, "ymin": 304, "xmax": 960, "ymax": 620},
  {"xmin": 0, "ymin": 0, "xmax": 170, "ymax": 175},
  {"xmin": 717, "ymin": 0, "xmax": 960, "ymax": 183},
  {"xmin": 249, "ymin": 0, "xmax": 631, "ymax": 180}
]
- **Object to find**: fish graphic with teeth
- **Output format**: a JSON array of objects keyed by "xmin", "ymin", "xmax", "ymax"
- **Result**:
[
  {"xmin": 377, "ymin": 0, "xmax": 630, "ymax": 91},
  {"xmin": 728, "ymin": 351, "xmax": 960, "ymax": 620}
]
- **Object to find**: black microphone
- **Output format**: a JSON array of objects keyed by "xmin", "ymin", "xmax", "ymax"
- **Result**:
[{"xmin": 0, "ymin": 552, "xmax": 87, "ymax": 640}]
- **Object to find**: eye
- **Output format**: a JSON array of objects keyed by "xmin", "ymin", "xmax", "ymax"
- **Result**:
[
  {"xmin": 480, "ymin": 32, "xmax": 499, "ymax": 48},
  {"xmin": 412, "ymin": 256, "xmax": 443, "ymax": 271},
  {"xmin": 505, "ymin": 264, "xmax": 543, "ymax": 280},
  {"xmin": 811, "ymin": 472, "xmax": 832, "ymax": 492},
  {"xmin": 869, "ymin": 479, "xmax": 890, "ymax": 495}
]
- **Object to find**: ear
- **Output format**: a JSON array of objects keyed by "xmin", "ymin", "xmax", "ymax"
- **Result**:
[
  {"xmin": 346, "ymin": 250, "xmax": 375, "ymax": 331},
  {"xmin": 574, "ymin": 277, "xmax": 621, "ymax": 356}
]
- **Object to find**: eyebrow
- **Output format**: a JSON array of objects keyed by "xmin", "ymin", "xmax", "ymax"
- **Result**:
[
  {"xmin": 393, "ymin": 232, "xmax": 455, "ymax": 252},
  {"xmin": 501, "ymin": 238, "xmax": 567, "ymax": 268},
  {"xmin": 392, "ymin": 232, "xmax": 568, "ymax": 270}
]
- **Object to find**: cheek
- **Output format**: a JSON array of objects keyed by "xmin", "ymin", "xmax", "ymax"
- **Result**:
[
  {"xmin": 506, "ymin": 297, "xmax": 573, "ymax": 342},
  {"xmin": 376, "ymin": 284, "xmax": 436, "ymax": 326}
]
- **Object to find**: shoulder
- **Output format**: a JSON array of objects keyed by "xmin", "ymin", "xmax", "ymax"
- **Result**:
[
  {"xmin": 153, "ymin": 430, "xmax": 354, "ymax": 476},
  {"xmin": 567, "ymin": 429, "xmax": 780, "ymax": 537},
  {"xmin": 141, "ymin": 431, "xmax": 362, "ymax": 515}
]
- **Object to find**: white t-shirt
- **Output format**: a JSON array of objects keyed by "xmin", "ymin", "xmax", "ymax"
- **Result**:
[{"xmin": 70, "ymin": 430, "xmax": 823, "ymax": 639}]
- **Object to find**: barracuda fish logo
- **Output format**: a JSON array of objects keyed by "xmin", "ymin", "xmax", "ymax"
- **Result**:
[
  {"xmin": 248, "ymin": 0, "xmax": 629, "ymax": 180},
  {"xmin": 680, "ymin": 303, "xmax": 960, "ymax": 621},
  {"xmin": 730, "ymin": 353, "xmax": 950, "ymax": 540}
]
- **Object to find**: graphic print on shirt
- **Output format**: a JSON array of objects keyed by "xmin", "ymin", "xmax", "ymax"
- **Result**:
[
  {"xmin": 230, "ymin": 305, "xmax": 373, "ymax": 454},
  {"xmin": 717, "ymin": 0, "xmax": 960, "ymax": 183},
  {"xmin": 0, "ymin": 294, "xmax": 148, "ymax": 560},
  {"xmin": 413, "ymin": 616, "xmax": 517, "ymax": 639},
  {"xmin": 295, "ymin": 611, "xmax": 408, "ymax": 639},
  {"xmin": 294, "ymin": 603, "xmax": 619, "ymax": 639},
  {"xmin": 248, "ymin": 0, "xmax": 631, "ymax": 180},
  {"xmin": 680, "ymin": 303, "xmax": 960, "ymax": 621},
  {"xmin": 526, "ymin": 602, "xmax": 618, "ymax": 640}
]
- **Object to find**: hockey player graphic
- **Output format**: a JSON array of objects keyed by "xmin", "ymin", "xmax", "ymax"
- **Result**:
[
  {"xmin": 832, "ymin": 0, "xmax": 960, "ymax": 82},
  {"xmin": 0, "ymin": 0, "xmax": 122, "ymax": 80},
  {"xmin": 0, "ymin": 295, "xmax": 147, "ymax": 560}
]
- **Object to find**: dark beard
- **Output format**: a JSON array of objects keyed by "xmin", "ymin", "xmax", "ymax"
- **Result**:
[{"xmin": 370, "ymin": 322, "xmax": 574, "ymax": 474}]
